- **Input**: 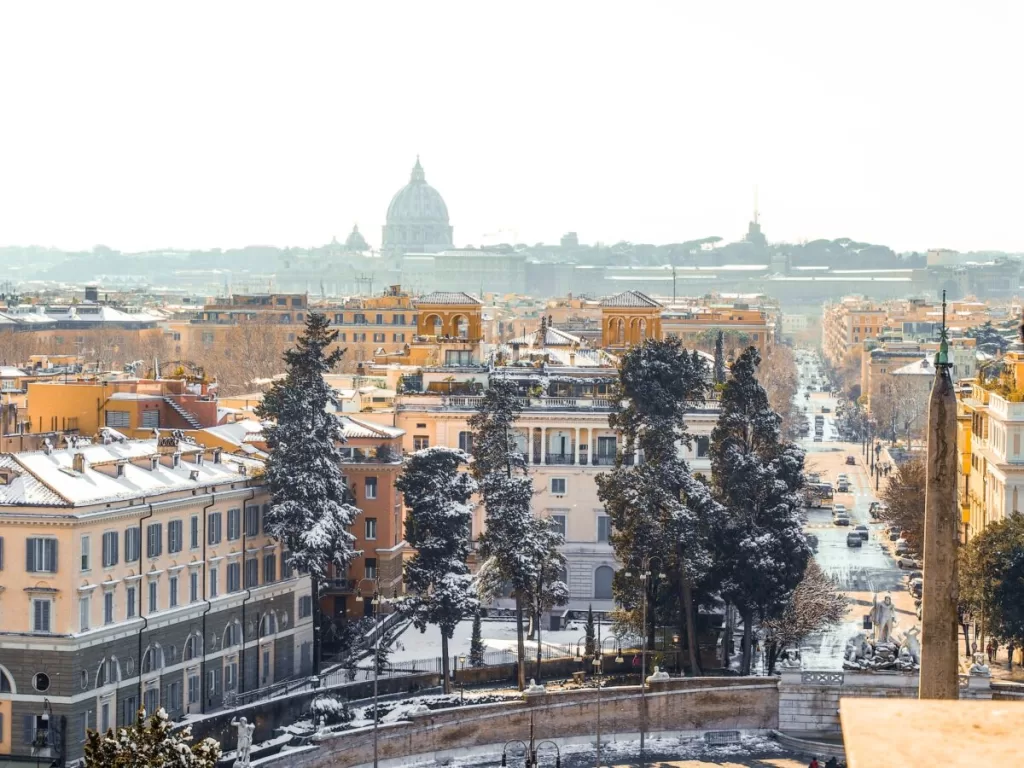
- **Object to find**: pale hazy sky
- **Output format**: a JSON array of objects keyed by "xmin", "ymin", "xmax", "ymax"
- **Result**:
[{"xmin": 1, "ymin": 1, "xmax": 1022, "ymax": 254}]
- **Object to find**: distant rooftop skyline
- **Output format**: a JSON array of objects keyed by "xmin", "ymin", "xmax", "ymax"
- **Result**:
[{"xmin": 1, "ymin": 2, "xmax": 1022, "ymax": 254}]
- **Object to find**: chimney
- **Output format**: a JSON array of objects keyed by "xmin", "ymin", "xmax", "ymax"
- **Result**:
[
  {"xmin": 190, "ymin": 469, "xmax": 200, "ymax": 481},
  {"xmin": 72, "ymin": 452, "xmax": 86, "ymax": 473},
  {"xmin": 212, "ymin": 447, "xmax": 223, "ymax": 464},
  {"xmin": 150, "ymin": 455, "xmax": 160, "ymax": 471},
  {"xmin": 171, "ymin": 452, "xmax": 181, "ymax": 469}
]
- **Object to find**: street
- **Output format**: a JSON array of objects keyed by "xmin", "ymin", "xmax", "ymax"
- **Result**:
[{"xmin": 795, "ymin": 354, "xmax": 914, "ymax": 669}]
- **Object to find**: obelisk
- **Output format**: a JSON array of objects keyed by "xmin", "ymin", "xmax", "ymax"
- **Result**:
[{"xmin": 918, "ymin": 294, "xmax": 959, "ymax": 699}]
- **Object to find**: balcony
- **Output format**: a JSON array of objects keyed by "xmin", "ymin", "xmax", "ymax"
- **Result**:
[
  {"xmin": 591, "ymin": 455, "xmax": 616, "ymax": 466},
  {"xmin": 545, "ymin": 454, "xmax": 575, "ymax": 465},
  {"xmin": 985, "ymin": 392, "xmax": 1024, "ymax": 422}
]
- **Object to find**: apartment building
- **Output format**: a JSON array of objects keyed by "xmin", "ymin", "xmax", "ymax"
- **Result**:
[
  {"xmin": 957, "ymin": 344, "xmax": 1024, "ymax": 542},
  {"xmin": 821, "ymin": 298, "xmax": 886, "ymax": 368},
  {"xmin": 662, "ymin": 304, "xmax": 775, "ymax": 356},
  {"xmin": 168, "ymin": 287, "xmax": 420, "ymax": 371},
  {"xmin": 0, "ymin": 436, "xmax": 312, "ymax": 764},
  {"xmin": 321, "ymin": 416, "xmax": 406, "ymax": 621}
]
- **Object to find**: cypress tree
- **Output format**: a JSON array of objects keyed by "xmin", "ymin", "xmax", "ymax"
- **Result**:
[
  {"xmin": 714, "ymin": 330, "xmax": 726, "ymax": 384},
  {"xmin": 470, "ymin": 611, "xmax": 486, "ymax": 667}
]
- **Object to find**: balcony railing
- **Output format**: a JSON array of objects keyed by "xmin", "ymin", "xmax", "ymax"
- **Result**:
[
  {"xmin": 591, "ymin": 455, "xmax": 616, "ymax": 466},
  {"xmin": 544, "ymin": 454, "xmax": 575, "ymax": 465}
]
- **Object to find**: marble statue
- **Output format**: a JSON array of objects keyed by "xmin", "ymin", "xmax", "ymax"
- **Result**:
[
  {"xmin": 969, "ymin": 652, "xmax": 991, "ymax": 677},
  {"xmin": 231, "ymin": 717, "xmax": 255, "ymax": 768},
  {"xmin": 525, "ymin": 678, "xmax": 547, "ymax": 694},
  {"xmin": 898, "ymin": 626, "xmax": 921, "ymax": 665},
  {"xmin": 780, "ymin": 650, "xmax": 801, "ymax": 669},
  {"xmin": 844, "ymin": 632, "xmax": 872, "ymax": 664},
  {"xmin": 870, "ymin": 593, "xmax": 896, "ymax": 644},
  {"xmin": 645, "ymin": 665, "xmax": 670, "ymax": 683}
]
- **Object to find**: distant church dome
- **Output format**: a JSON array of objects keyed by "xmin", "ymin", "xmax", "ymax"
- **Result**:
[
  {"xmin": 344, "ymin": 224, "xmax": 370, "ymax": 251},
  {"xmin": 382, "ymin": 157, "xmax": 454, "ymax": 257}
]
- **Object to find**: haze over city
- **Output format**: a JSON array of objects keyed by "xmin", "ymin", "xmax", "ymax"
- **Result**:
[{"xmin": 1, "ymin": 1, "xmax": 1023, "ymax": 254}]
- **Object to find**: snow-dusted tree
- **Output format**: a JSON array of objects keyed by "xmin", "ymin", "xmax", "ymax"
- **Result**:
[
  {"xmin": 597, "ymin": 336, "xmax": 720, "ymax": 675},
  {"xmin": 469, "ymin": 611, "xmax": 485, "ymax": 667},
  {"xmin": 255, "ymin": 312, "xmax": 361, "ymax": 677},
  {"xmin": 471, "ymin": 377, "xmax": 554, "ymax": 690},
  {"xmin": 711, "ymin": 346, "xmax": 810, "ymax": 675},
  {"xmin": 713, "ymin": 330, "xmax": 726, "ymax": 384},
  {"xmin": 84, "ymin": 707, "xmax": 221, "ymax": 768},
  {"xmin": 526, "ymin": 520, "xmax": 569, "ymax": 680},
  {"xmin": 396, "ymin": 447, "xmax": 479, "ymax": 693},
  {"xmin": 761, "ymin": 561, "xmax": 847, "ymax": 673}
]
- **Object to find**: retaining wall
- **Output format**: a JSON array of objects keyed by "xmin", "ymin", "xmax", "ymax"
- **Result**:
[{"xmin": 262, "ymin": 678, "xmax": 779, "ymax": 768}]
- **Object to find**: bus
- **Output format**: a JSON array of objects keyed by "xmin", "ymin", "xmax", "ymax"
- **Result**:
[{"xmin": 803, "ymin": 482, "xmax": 834, "ymax": 509}]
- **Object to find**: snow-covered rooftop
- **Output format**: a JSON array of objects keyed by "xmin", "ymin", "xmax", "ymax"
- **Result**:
[{"xmin": 336, "ymin": 415, "xmax": 404, "ymax": 439}]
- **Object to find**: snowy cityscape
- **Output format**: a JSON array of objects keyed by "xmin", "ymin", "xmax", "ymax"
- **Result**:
[{"xmin": 3, "ymin": 4, "xmax": 1024, "ymax": 768}]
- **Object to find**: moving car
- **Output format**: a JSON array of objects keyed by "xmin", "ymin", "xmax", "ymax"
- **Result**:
[
  {"xmin": 895, "ymin": 539, "xmax": 912, "ymax": 554},
  {"xmin": 898, "ymin": 556, "xmax": 923, "ymax": 570},
  {"xmin": 854, "ymin": 524, "xmax": 869, "ymax": 540},
  {"xmin": 834, "ymin": 513, "xmax": 851, "ymax": 526},
  {"xmin": 846, "ymin": 455, "xmax": 856, "ymax": 465},
  {"xmin": 833, "ymin": 503, "xmax": 847, "ymax": 516},
  {"xmin": 846, "ymin": 532, "xmax": 863, "ymax": 547},
  {"xmin": 868, "ymin": 501, "xmax": 881, "ymax": 519},
  {"xmin": 837, "ymin": 480, "xmax": 849, "ymax": 492}
]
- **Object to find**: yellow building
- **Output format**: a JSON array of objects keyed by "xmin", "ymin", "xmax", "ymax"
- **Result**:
[
  {"xmin": 0, "ymin": 436, "xmax": 312, "ymax": 763},
  {"xmin": 662, "ymin": 304, "xmax": 775, "ymax": 356},
  {"xmin": 821, "ymin": 299, "xmax": 886, "ymax": 369},
  {"xmin": 600, "ymin": 290, "xmax": 662, "ymax": 350}
]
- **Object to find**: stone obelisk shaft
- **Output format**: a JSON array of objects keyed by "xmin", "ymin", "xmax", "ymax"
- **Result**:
[{"xmin": 918, "ymin": 357, "xmax": 959, "ymax": 699}]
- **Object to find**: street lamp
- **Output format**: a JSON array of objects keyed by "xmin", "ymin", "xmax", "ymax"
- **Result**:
[
  {"xmin": 624, "ymin": 555, "xmax": 666, "ymax": 768},
  {"xmin": 592, "ymin": 636, "xmax": 622, "ymax": 768},
  {"xmin": 357, "ymin": 576, "xmax": 382, "ymax": 768},
  {"xmin": 457, "ymin": 654, "xmax": 467, "ymax": 704}
]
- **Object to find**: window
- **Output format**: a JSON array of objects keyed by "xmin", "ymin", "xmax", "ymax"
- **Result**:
[
  {"xmin": 244, "ymin": 506, "xmax": 260, "ymax": 537},
  {"xmin": 79, "ymin": 596, "xmax": 91, "ymax": 632},
  {"xmin": 188, "ymin": 673, "xmax": 200, "ymax": 704},
  {"xmin": 142, "ymin": 646, "xmax": 163, "ymax": 674},
  {"xmin": 548, "ymin": 514, "xmax": 567, "ymax": 537},
  {"xmin": 148, "ymin": 581, "xmax": 158, "ymax": 613},
  {"xmin": 81, "ymin": 535, "xmax": 91, "ymax": 571},
  {"xmin": 375, "ymin": 313, "xmax": 384, "ymax": 324},
  {"xmin": 105, "ymin": 410, "xmax": 130, "ymax": 427},
  {"xmin": 168, "ymin": 520, "xmax": 183, "ymax": 554},
  {"xmin": 365, "ymin": 558, "xmax": 377, "ymax": 580},
  {"xmin": 225, "ymin": 659, "xmax": 238, "ymax": 691},
  {"xmin": 354, "ymin": 332, "xmax": 366, "ymax": 342},
  {"xmin": 338, "ymin": 332, "xmax": 346, "ymax": 342},
  {"xmin": 393, "ymin": 333, "xmax": 406, "ymax": 342},
  {"xmin": 373, "ymin": 333, "xmax": 385, "ymax": 343},
  {"xmin": 201, "ymin": 331, "xmax": 215, "ymax": 345},
  {"xmin": 597, "ymin": 436, "xmax": 617, "ymax": 457},
  {"xmin": 413, "ymin": 436, "xmax": 429, "ymax": 451},
  {"xmin": 190, "ymin": 516, "xmax": 199, "ymax": 549},
  {"xmin": 224, "ymin": 623, "xmax": 241, "ymax": 647},
  {"xmin": 695, "ymin": 436, "xmax": 710, "ymax": 459},
  {"xmin": 32, "ymin": 598, "xmax": 52, "ymax": 632},
  {"xmin": 143, "ymin": 687, "xmax": 159, "ymax": 715},
  {"xmin": 551, "ymin": 478, "xmax": 567, "ymax": 495},
  {"xmin": 125, "ymin": 527, "xmax": 140, "ymax": 562},
  {"xmin": 141, "ymin": 409, "xmax": 160, "ymax": 429},
  {"xmin": 282, "ymin": 552, "xmax": 293, "ymax": 579},
  {"xmin": 394, "ymin": 314, "xmax": 406, "ymax": 325},
  {"xmin": 208, "ymin": 512, "xmax": 222, "ymax": 545},
  {"xmin": 298, "ymin": 594, "xmax": 313, "ymax": 618},
  {"xmin": 244, "ymin": 558, "xmax": 259, "ymax": 588},
  {"xmin": 104, "ymin": 592, "xmax": 114, "ymax": 624},
  {"xmin": 169, "ymin": 576, "xmax": 179, "ymax": 608},
  {"xmin": 365, "ymin": 518, "xmax": 377, "ymax": 540},
  {"xmin": 26, "ymin": 537, "xmax": 57, "ymax": 572},
  {"xmin": 168, "ymin": 680, "xmax": 182, "ymax": 712},
  {"xmin": 146, "ymin": 523, "xmax": 162, "ymax": 558},
  {"xmin": 227, "ymin": 508, "xmax": 241, "ymax": 541},
  {"xmin": 458, "ymin": 431, "xmax": 474, "ymax": 454},
  {"xmin": 120, "ymin": 696, "xmax": 138, "ymax": 727},
  {"xmin": 445, "ymin": 350, "xmax": 472, "ymax": 366},
  {"xmin": 263, "ymin": 553, "xmax": 277, "ymax": 583},
  {"xmin": 190, "ymin": 571, "xmax": 199, "ymax": 602},
  {"xmin": 260, "ymin": 613, "xmax": 277, "ymax": 637},
  {"xmin": 209, "ymin": 568, "xmax": 219, "ymax": 598},
  {"xmin": 364, "ymin": 477, "xmax": 378, "ymax": 500},
  {"xmin": 354, "ymin": 313, "xmax": 367, "ymax": 324},
  {"xmin": 595, "ymin": 565, "xmax": 614, "ymax": 600},
  {"xmin": 102, "ymin": 531, "xmax": 119, "ymax": 568},
  {"xmin": 227, "ymin": 562, "xmax": 241, "ymax": 592},
  {"xmin": 126, "ymin": 586, "xmax": 136, "ymax": 618},
  {"xmin": 597, "ymin": 515, "xmax": 611, "ymax": 543}
]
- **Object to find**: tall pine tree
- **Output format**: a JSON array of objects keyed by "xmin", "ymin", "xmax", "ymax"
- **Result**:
[
  {"xmin": 396, "ymin": 447, "xmax": 479, "ymax": 693},
  {"xmin": 256, "ymin": 312, "xmax": 360, "ymax": 677},
  {"xmin": 714, "ymin": 331, "xmax": 726, "ymax": 384},
  {"xmin": 472, "ymin": 377, "xmax": 563, "ymax": 690},
  {"xmin": 710, "ymin": 346, "xmax": 809, "ymax": 675},
  {"xmin": 597, "ymin": 337, "xmax": 721, "ymax": 675}
]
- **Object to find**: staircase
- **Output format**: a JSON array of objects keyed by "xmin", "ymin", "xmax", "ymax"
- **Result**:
[{"xmin": 163, "ymin": 397, "xmax": 203, "ymax": 429}]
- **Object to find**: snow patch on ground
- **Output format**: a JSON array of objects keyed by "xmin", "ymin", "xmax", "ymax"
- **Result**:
[{"xmin": 389, "ymin": 618, "xmax": 597, "ymax": 662}]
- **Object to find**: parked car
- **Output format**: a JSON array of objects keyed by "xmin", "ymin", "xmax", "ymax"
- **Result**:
[
  {"xmin": 834, "ymin": 514, "xmax": 851, "ymax": 526},
  {"xmin": 895, "ymin": 539, "xmax": 912, "ymax": 554},
  {"xmin": 868, "ymin": 502, "xmax": 881, "ymax": 519},
  {"xmin": 846, "ymin": 455, "xmax": 856, "ymax": 465},
  {"xmin": 821, "ymin": 406, "xmax": 831, "ymax": 413},
  {"xmin": 837, "ymin": 473, "xmax": 849, "ymax": 482},
  {"xmin": 813, "ymin": 435, "xmax": 822, "ymax": 441},
  {"xmin": 906, "ymin": 570, "xmax": 922, "ymax": 583},
  {"xmin": 846, "ymin": 532, "xmax": 863, "ymax": 547},
  {"xmin": 909, "ymin": 578, "xmax": 923, "ymax": 597},
  {"xmin": 888, "ymin": 531, "xmax": 901, "ymax": 541},
  {"xmin": 854, "ymin": 525, "xmax": 869, "ymax": 540},
  {"xmin": 898, "ymin": 556, "xmax": 923, "ymax": 570},
  {"xmin": 833, "ymin": 504, "xmax": 847, "ymax": 516}
]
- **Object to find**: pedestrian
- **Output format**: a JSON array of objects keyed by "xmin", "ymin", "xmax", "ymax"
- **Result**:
[
  {"xmin": 808, "ymin": 758, "xmax": 820, "ymax": 768},
  {"xmin": 825, "ymin": 757, "xmax": 839, "ymax": 768},
  {"xmin": 986, "ymin": 638, "xmax": 996, "ymax": 664}
]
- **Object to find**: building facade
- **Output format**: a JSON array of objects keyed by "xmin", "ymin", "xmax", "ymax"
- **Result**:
[{"xmin": 0, "ymin": 437, "xmax": 312, "ymax": 763}]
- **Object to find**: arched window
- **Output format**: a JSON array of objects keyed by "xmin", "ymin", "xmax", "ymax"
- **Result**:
[
  {"xmin": 453, "ymin": 315, "xmax": 469, "ymax": 339},
  {"xmin": 259, "ymin": 613, "xmax": 277, "ymax": 638},
  {"xmin": 141, "ymin": 645, "xmax": 163, "ymax": 674},
  {"xmin": 224, "ymin": 621, "xmax": 241, "ymax": 648},
  {"xmin": 97, "ymin": 657, "xmax": 120, "ymax": 687},
  {"xmin": 0, "ymin": 667, "xmax": 14, "ymax": 693},
  {"xmin": 616, "ymin": 319, "xmax": 625, "ymax": 345},
  {"xmin": 594, "ymin": 566, "xmax": 614, "ymax": 600},
  {"xmin": 183, "ymin": 634, "xmax": 201, "ymax": 661},
  {"xmin": 638, "ymin": 318, "xmax": 647, "ymax": 338}
]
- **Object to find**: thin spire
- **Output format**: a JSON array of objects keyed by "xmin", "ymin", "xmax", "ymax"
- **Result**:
[
  {"xmin": 411, "ymin": 155, "xmax": 425, "ymax": 182},
  {"xmin": 936, "ymin": 289, "xmax": 949, "ymax": 367}
]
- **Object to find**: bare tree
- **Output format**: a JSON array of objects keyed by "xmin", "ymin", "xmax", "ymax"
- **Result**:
[
  {"xmin": 874, "ymin": 373, "xmax": 929, "ymax": 448},
  {"xmin": 0, "ymin": 331, "xmax": 37, "ymax": 367},
  {"xmin": 758, "ymin": 345, "xmax": 801, "ymax": 441},
  {"xmin": 194, "ymin": 316, "xmax": 286, "ymax": 395},
  {"xmin": 880, "ymin": 458, "xmax": 925, "ymax": 550},
  {"xmin": 761, "ymin": 560, "xmax": 848, "ymax": 673}
]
